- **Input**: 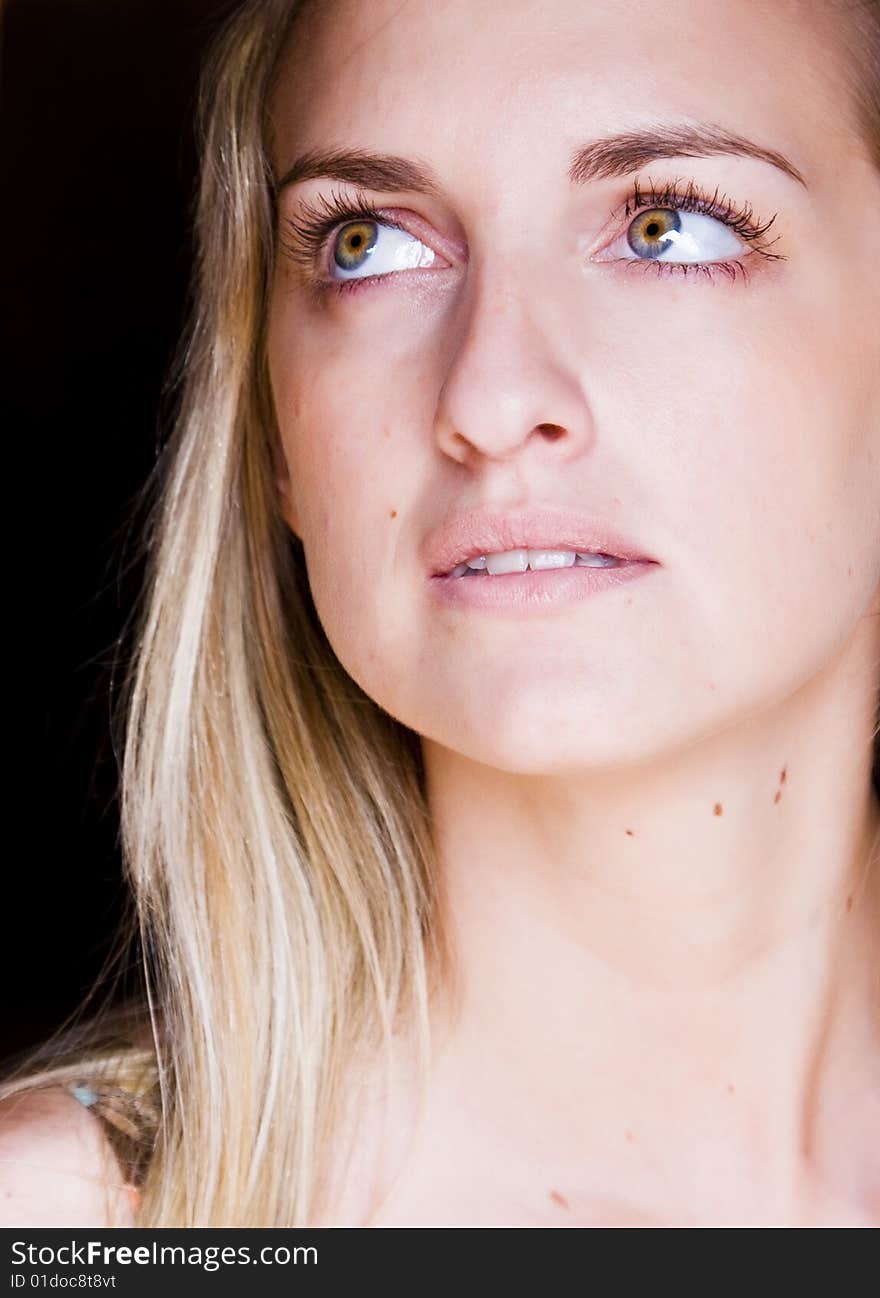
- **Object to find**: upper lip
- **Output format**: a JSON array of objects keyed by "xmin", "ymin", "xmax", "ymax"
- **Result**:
[{"xmin": 424, "ymin": 506, "xmax": 657, "ymax": 576}]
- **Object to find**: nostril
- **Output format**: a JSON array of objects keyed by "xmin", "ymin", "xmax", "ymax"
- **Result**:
[{"xmin": 535, "ymin": 423, "xmax": 566, "ymax": 440}]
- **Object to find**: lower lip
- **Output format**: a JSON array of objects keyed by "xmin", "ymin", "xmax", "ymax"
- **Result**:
[{"xmin": 428, "ymin": 560, "xmax": 657, "ymax": 616}]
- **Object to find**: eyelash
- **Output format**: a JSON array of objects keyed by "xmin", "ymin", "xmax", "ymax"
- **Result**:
[
  {"xmin": 279, "ymin": 174, "xmax": 785, "ymax": 299},
  {"xmin": 280, "ymin": 188, "xmax": 405, "ymax": 300},
  {"xmin": 615, "ymin": 175, "xmax": 784, "ymax": 284}
]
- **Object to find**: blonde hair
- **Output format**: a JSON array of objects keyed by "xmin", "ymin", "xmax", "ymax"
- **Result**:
[
  {"xmin": 2, "ymin": 0, "xmax": 442, "ymax": 1227},
  {"xmin": 3, "ymin": 0, "xmax": 880, "ymax": 1227}
]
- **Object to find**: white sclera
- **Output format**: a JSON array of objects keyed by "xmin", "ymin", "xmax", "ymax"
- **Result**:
[
  {"xmin": 646, "ymin": 211, "xmax": 743, "ymax": 263},
  {"xmin": 333, "ymin": 224, "xmax": 436, "ymax": 280}
]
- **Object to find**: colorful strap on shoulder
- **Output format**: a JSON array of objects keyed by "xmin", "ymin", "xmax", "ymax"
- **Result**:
[
  {"xmin": 67, "ymin": 1081, "xmax": 144, "ymax": 1211},
  {"xmin": 70, "ymin": 1084, "xmax": 99, "ymax": 1108}
]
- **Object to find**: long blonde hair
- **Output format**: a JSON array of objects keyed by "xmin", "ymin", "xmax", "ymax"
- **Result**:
[
  {"xmin": 1, "ymin": 0, "xmax": 442, "ymax": 1227},
  {"xmin": 3, "ymin": 0, "xmax": 880, "ymax": 1227}
]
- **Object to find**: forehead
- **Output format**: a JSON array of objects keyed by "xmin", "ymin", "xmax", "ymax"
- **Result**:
[{"xmin": 270, "ymin": 0, "xmax": 853, "ymax": 186}]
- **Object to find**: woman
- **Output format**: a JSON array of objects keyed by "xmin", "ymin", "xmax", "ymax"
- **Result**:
[{"xmin": 1, "ymin": 0, "xmax": 878, "ymax": 1227}]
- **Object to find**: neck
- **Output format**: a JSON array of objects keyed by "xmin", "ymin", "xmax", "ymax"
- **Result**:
[{"xmin": 422, "ymin": 640, "xmax": 880, "ymax": 1223}]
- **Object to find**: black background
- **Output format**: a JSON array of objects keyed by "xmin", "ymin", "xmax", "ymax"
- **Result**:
[{"xmin": 3, "ymin": 0, "xmax": 232, "ymax": 1063}]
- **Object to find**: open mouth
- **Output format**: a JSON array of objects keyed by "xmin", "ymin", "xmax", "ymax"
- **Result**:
[
  {"xmin": 442, "ymin": 551, "xmax": 628, "ymax": 578},
  {"xmin": 423, "ymin": 506, "xmax": 656, "ymax": 582}
]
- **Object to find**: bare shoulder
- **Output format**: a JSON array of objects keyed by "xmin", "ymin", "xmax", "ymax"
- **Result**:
[{"xmin": 0, "ymin": 1086, "xmax": 137, "ymax": 1227}]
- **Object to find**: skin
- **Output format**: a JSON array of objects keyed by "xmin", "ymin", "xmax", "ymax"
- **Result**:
[{"xmin": 267, "ymin": 0, "xmax": 880, "ymax": 1226}]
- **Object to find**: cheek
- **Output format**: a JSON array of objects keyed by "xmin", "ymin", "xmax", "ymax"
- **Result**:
[
  {"xmin": 639, "ymin": 281, "xmax": 880, "ymax": 693},
  {"xmin": 268, "ymin": 296, "xmax": 428, "ymax": 690},
  {"xmin": 268, "ymin": 299, "xmax": 378, "ymax": 531},
  {"xmin": 268, "ymin": 287, "xmax": 424, "ymax": 516}
]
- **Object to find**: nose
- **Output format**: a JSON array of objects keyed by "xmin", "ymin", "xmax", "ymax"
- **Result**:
[{"xmin": 433, "ymin": 265, "xmax": 595, "ymax": 469}]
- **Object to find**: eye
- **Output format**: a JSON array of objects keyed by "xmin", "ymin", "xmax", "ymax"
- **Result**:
[
  {"xmin": 602, "ymin": 207, "xmax": 745, "ymax": 265},
  {"xmin": 328, "ymin": 217, "xmax": 437, "ymax": 282}
]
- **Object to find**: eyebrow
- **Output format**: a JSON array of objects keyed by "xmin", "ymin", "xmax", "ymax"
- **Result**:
[{"xmin": 273, "ymin": 121, "xmax": 807, "ymax": 197}]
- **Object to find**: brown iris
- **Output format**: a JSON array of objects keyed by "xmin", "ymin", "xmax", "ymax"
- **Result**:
[
  {"xmin": 333, "ymin": 220, "xmax": 379, "ymax": 271},
  {"xmin": 627, "ymin": 207, "xmax": 681, "ymax": 260}
]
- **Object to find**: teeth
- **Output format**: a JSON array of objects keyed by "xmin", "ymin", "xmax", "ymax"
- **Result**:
[
  {"xmin": 485, "ymin": 550, "xmax": 530, "ymax": 575},
  {"xmin": 575, "ymin": 552, "xmax": 623, "ymax": 568},
  {"xmin": 449, "ymin": 548, "xmax": 624, "ymax": 577}
]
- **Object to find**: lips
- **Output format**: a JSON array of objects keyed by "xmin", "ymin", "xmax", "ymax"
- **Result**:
[{"xmin": 424, "ymin": 506, "xmax": 656, "ymax": 577}]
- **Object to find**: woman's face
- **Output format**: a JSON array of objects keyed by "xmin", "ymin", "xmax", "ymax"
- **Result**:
[{"xmin": 267, "ymin": 0, "xmax": 880, "ymax": 773}]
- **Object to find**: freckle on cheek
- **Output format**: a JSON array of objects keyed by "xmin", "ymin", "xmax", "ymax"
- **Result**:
[
  {"xmin": 625, "ymin": 829, "xmax": 634, "ymax": 836},
  {"xmin": 780, "ymin": 767, "xmax": 787, "ymax": 784},
  {"xmin": 713, "ymin": 803, "xmax": 723, "ymax": 816},
  {"xmin": 846, "ymin": 894, "xmax": 853, "ymax": 912},
  {"xmin": 389, "ymin": 508, "xmax": 397, "ymax": 519},
  {"xmin": 549, "ymin": 1189, "xmax": 570, "ymax": 1209},
  {"xmin": 773, "ymin": 789, "xmax": 782, "ymax": 804}
]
